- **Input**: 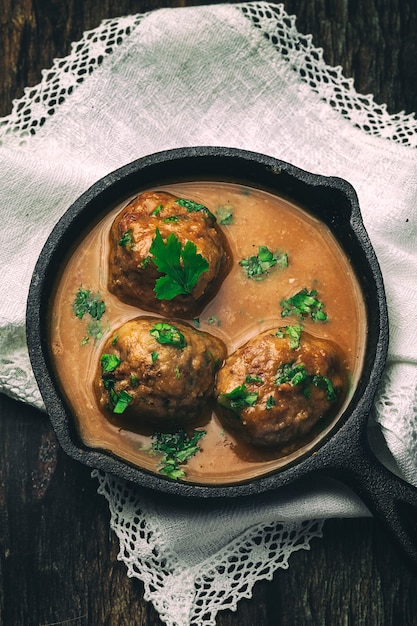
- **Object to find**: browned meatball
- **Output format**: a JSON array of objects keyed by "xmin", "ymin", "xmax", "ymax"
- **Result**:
[
  {"xmin": 96, "ymin": 316, "xmax": 226, "ymax": 428},
  {"xmin": 108, "ymin": 191, "xmax": 231, "ymax": 317},
  {"xmin": 215, "ymin": 328, "xmax": 347, "ymax": 448}
]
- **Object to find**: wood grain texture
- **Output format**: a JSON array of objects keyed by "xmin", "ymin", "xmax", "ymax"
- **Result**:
[{"xmin": 1, "ymin": 1, "xmax": 417, "ymax": 625}]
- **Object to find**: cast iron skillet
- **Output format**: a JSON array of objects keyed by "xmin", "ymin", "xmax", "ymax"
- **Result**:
[{"xmin": 26, "ymin": 146, "xmax": 417, "ymax": 570}]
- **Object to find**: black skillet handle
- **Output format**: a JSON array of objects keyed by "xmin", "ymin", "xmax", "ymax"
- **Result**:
[{"xmin": 331, "ymin": 439, "xmax": 417, "ymax": 573}]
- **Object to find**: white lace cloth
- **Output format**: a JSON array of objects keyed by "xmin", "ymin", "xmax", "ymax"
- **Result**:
[{"xmin": 1, "ymin": 3, "xmax": 417, "ymax": 625}]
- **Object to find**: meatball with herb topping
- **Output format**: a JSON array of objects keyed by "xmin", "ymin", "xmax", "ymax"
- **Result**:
[
  {"xmin": 215, "ymin": 327, "xmax": 347, "ymax": 448},
  {"xmin": 108, "ymin": 191, "xmax": 231, "ymax": 317},
  {"xmin": 96, "ymin": 316, "xmax": 227, "ymax": 428}
]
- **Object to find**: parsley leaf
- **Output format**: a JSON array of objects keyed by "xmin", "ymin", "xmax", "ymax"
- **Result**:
[
  {"xmin": 275, "ymin": 363, "xmax": 338, "ymax": 403},
  {"xmin": 266, "ymin": 395, "xmax": 276, "ymax": 410},
  {"xmin": 245, "ymin": 375, "xmax": 264, "ymax": 385},
  {"xmin": 101, "ymin": 377, "xmax": 133, "ymax": 415},
  {"xmin": 216, "ymin": 206, "xmax": 234, "ymax": 225},
  {"xmin": 100, "ymin": 353, "xmax": 121, "ymax": 373},
  {"xmin": 151, "ymin": 429, "xmax": 206, "ymax": 480},
  {"xmin": 275, "ymin": 362, "xmax": 309, "ymax": 386},
  {"xmin": 73, "ymin": 287, "xmax": 106, "ymax": 344},
  {"xmin": 175, "ymin": 198, "xmax": 216, "ymax": 221},
  {"xmin": 149, "ymin": 228, "xmax": 209, "ymax": 300},
  {"xmin": 217, "ymin": 384, "xmax": 259, "ymax": 414},
  {"xmin": 280, "ymin": 288, "xmax": 328, "ymax": 322},
  {"xmin": 275, "ymin": 324, "xmax": 303, "ymax": 349},
  {"xmin": 113, "ymin": 390, "xmax": 133, "ymax": 414},
  {"xmin": 150, "ymin": 204, "xmax": 163, "ymax": 216},
  {"xmin": 239, "ymin": 245, "xmax": 288, "ymax": 280},
  {"xmin": 312, "ymin": 375, "xmax": 337, "ymax": 402},
  {"xmin": 118, "ymin": 229, "xmax": 134, "ymax": 249},
  {"xmin": 149, "ymin": 322, "xmax": 187, "ymax": 349},
  {"xmin": 73, "ymin": 287, "xmax": 106, "ymax": 320}
]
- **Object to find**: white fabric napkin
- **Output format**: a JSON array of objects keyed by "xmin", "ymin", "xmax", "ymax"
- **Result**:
[{"xmin": 1, "ymin": 3, "xmax": 417, "ymax": 624}]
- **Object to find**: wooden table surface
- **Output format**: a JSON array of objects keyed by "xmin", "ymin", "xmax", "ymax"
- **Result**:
[{"xmin": 1, "ymin": 1, "xmax": 417, "ymax": 625}]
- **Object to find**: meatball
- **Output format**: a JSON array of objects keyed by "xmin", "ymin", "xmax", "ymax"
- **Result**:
[
  {"xmin": 215, "ymin": 328, "xmax": 347, "ymax": 448},
  {"xmin": 108, "ymin": 191, "xmax": 231, "ymax": 317},
  {"xmin": 96, "ymin": 316, "xmax": 226, "ymax": 428}
]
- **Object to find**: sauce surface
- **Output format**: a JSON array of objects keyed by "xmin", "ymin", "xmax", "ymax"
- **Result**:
[{"xmin": 50, "ymin": 182, "xmax": 367, "ymax": 484}]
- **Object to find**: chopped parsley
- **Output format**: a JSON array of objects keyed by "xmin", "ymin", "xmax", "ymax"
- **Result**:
[
  {"xmin": 100, "ymin": 356, "xmax": 133, "ymax": 415},
  {"xmin": 312, "ymin": 375, "xmax": 338, "ymax": 402},
  {"xmin": 149, "ymin": 322, "xmax": 187, "ymax": 349},
  {"xmin": 73, "ymin": 287, "xmax": 106, "ymax": 344},
  {"xmin": 275, "ymin": 324, "xmax": 303, "ymax": 349},
  {"xmin": 208, "ymin": 315, "xmax": 221, "ymax": 326},
  {"xmin": 151, "ymin": 350, "xmax": 159, "ymax": 363},
  {"xmin": 275, "ymin": 362, "xmax": 309, "ymax": 386},
  {"xmin": 151, "ymin": 429, "xmax": 206, "ymax": 480},
  {"xmin": 118, "ymin": 229, "xmax": 134, "ymax": 249},
  {"xmin": 113, "ymin": 390, "xmax": 133, "ymax": 414},
  {"xmin": 140, "ymin": 256, "xmax": 151, "ymax": 269},
  {"xmin": 266, "ymin": 395, "xmax": 276, "ymax": 410},
  {"xmin": 100, "ymin": 353, "xmax": 121, "ymax": 373},
  {"xmin": 275, "ymin": 362, "xmax": 337, "ymax": 402},
  {"xmin": 150, "ymin": 204, "xmax": 163, "ymax": 216},
  {"xmin": 73, "ymin": 287, "xmax": 106, "ymax": 321},
  {"xmin": 280, "ymin": 288, "xmax": 328, "ymax": 322},
  {"xmin": 149, "ymin": 228, "xmax": 209, "ymax": 300},
  {"xmin": 175, "ymin": 198, "xmax": 216, "ymax": 221},
  {"xmin": 216, "ymin": 206, "xmax": 234, "ymax": 225},
  {"xmin": 245, "ymin": 375, "xmax": 264, "ymax": 385},
  {"xmin": 86, "ymin": 319, "xmax": 105, "ymax": 341},
  {"xmin": 239, "ymin": 245, "xmax": 288, "ymax": 280},
  {"xmin": 217, "ymin": 384, "xmax": 259, "ymax": 414}
]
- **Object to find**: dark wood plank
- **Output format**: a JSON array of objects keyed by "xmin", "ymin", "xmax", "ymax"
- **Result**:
[
  {"xmin": 1, "ymin": 1, "xmax": 417, "ymax": 625},
  {"xmin": 1, "ymin": 0, "xmax": 416, "ymax": 118}
]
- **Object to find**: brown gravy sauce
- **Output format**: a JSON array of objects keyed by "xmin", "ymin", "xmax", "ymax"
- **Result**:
[{"xmin": 50, "ymin": 182, "xmax": 367, "ymax": 484}]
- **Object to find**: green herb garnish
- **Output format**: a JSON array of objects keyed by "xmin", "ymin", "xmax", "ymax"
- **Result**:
[
  {"xmin": 312, "ymin": 375, "xmax": 337, "ymax": 402},
  {"xmin": 239, "ymin": 245, "xmax": 288, "ymax": 280},
  {"xmin": 101, "ymin": 376, "xmax": 133, "ymax": 415},
  {"xmin": 149, "ymin": 228, "xmax": 209, "ymax": 300},
  {"xmin": 73, "ymin": 287, "xmax": 106, "ymax": 320},
  {"xmin": 140, "ymin": 256, "xmax": 151, "ymax": 269},
  {"xmin": 86, "ymin": 319, "xmax": 105, "ymax": 341},
  {"xmin": 100, "ymin": 353, "xmax": 122, "ymax": 373},
  {"xmin": 266, "ymin": 395, "xmax": 276, "ymax": 410},
  {"xmin": 151, "ymin": 204, "xmax": 163, "ymax": 216},
  {"xmin": 275, "ymin": 362, "xmax": 309, "ymax": 386},
  {"xmin": 275, "ymin": 324, "xmax": 303, "ymax": 349},
  {"xmin": 175, "ymin": 198, "xmax": 216, "ymax": 220},
  {"xmin": 149, "ymin": 322, "xmax": 187, "ymax": 349},
  {"xmin": 208, "ymin": 315, "xmax": 221, "ymax": 326},
  {"xmin": 216, "ymin": 206, "xmax": 234, "ymax": 225},
  {"xmin": 280, "ymin": 288, "xmax": 328, "ymax": 322},
  {"xmin": 245, "ymin": 375, "xmax": 264, "ymax": 385},
  {"xmin": 113, "ymin": 390, "xmax": 133, "ymax": 414},
  {"xmin": 151, "ymin": 429, "xmax": 206, "ymax": 480},
  {"xmin": 217, "ymin": 384, "xmax": 259, "ymax": 414},
  {"xmin": 118, "ymin": 229, "xmax": 134, "ymax": 249},
  {"xmin": 275, "ymin": 362, "xmax": 338, "ymax": 403}
]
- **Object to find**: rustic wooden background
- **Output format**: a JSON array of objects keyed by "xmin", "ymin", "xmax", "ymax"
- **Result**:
[{"xmin": 1, "ymin": 1, "xmax": 417, "ymax": 625}]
